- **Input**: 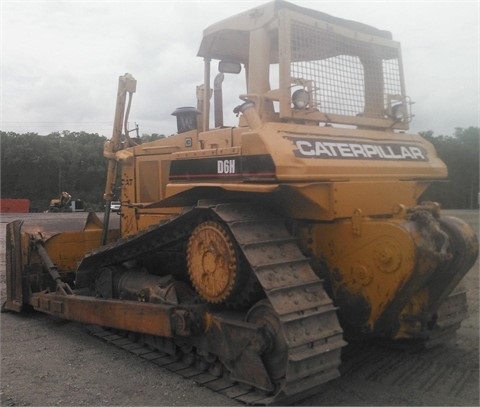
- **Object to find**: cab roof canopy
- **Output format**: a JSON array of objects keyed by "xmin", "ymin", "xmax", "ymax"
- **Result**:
[{"xmin": 197, "ymin": 0, "xmax": 393, "ymax": 63}]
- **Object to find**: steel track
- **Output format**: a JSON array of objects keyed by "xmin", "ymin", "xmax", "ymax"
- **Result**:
[
  {"xmin": 212, "ymin": 204, "xmax": 346, "ymax": 399},
  {"xmin": 77, "ymin": 203, "xmax": 346, "ymax": 404},
  {"xmin": 85, "ymin": 324, "xmax": 318, "ymax": 405}
]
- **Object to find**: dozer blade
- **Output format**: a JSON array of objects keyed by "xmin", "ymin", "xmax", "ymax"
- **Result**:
[{"xmin": 2, "ymin": 212, "xmax": 120, "ymax": 313}]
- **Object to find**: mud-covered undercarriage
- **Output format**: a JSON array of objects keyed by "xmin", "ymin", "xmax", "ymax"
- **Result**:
[
  {"xmin": 3, "ymin": 201, "xmax": 477, "ymax": 404},
  {"xmin": 5, "ymin": 204, "xmax": 347, "ymax": 404}
]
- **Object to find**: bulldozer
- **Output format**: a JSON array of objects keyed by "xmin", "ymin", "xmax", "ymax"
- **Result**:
[
  {"xmin": 45, "ymin": 191, "xmax": 85, "ymax": 212},
  {"xmin": 3, "ymin": 1, "xmax": 478, "ymax": 404}
]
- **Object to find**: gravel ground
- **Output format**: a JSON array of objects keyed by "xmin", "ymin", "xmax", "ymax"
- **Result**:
[{"xmin": 1, "ymin": 210, "xmax": 478, "ymax": 406}]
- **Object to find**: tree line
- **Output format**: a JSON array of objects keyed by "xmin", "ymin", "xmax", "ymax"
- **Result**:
[
  {"xmin": 420, "ymin": 127, "xmax": 479, "ymax": 209},
  {"xmin": 0, "ymin": 128, "xmax": 478, "ymax": 211}
]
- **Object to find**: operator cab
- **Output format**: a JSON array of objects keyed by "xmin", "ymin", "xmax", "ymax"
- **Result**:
[{"xmin": 197, "ymin": 0, "xmax": 412, "ymax": 132}]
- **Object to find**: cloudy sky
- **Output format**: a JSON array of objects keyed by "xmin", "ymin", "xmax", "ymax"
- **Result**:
[{"xmin": 1, "ymin": 0, "xmax": 478, "ymax": 138}]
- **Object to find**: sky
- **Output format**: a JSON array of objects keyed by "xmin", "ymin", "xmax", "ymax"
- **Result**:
[{"xmin": 1, "ymin": 0, "xmax": 479, "ymax": 138}]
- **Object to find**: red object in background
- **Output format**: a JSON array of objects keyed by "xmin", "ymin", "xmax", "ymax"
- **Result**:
[{"xmin": 0, "ymin": 199, "xmax": 30, "ymax": 213}]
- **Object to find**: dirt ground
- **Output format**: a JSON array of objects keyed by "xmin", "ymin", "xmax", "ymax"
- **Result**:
[{"xmin": 0, "ymin": 210, "xmax": 478, "ymax": 406}]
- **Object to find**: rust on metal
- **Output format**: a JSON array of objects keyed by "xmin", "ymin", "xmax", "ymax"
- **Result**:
[{"xmin": 30, "ymin": 291, "xmax": 204, "ymax": 337}]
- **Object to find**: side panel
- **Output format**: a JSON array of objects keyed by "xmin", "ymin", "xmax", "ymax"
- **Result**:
[
  {"xmin": 260, "ymin": 123, "xmax": 447, "ymax": 182},
  {"xmin": 138, "ymin": 160, "xmax": 161, "ymax": 202}
]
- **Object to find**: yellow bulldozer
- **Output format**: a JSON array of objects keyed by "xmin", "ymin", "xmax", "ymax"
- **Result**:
[{"xmin": 3, "ymin": 1, "xmax": 478, "ymax": 404}]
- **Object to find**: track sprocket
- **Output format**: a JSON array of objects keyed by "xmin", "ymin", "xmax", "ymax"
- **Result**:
[{"xmin": 187, "ymin": 221, "xmax": 239, "ymax": 303}]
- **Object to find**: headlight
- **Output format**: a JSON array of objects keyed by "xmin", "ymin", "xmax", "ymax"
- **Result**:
[
  {"xmin": 292, "ymin": 89, "xmax": 310, "ymax": 109},
  {"xmin": 391, "ymin": 103, "xmax": 404, "ymax": 120}
]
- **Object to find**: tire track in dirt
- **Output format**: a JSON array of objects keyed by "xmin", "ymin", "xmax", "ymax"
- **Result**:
[{"xmin": 341, "ymin": 343, "xmax": 478, "ymax": 399}]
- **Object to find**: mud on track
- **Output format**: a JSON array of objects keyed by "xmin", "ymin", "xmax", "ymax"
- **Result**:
[{"xmin": 1, "ymin": 210, "xmax": 478, "ymax": 406}]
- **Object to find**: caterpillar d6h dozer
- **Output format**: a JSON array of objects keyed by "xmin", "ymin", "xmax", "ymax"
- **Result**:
[{"xmin": 3, "ymin": 1, "xmax": 478, "ymax": 404}]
